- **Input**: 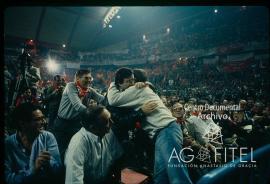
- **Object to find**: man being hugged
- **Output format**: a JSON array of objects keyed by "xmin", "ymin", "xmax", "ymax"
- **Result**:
[{"xmin": 107, "ymin": 68, "xmax": 192, "ymax": 184}]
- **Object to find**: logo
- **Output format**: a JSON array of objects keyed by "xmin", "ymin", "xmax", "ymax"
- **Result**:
[
  {"xmin": 196, "ymin": 147, "xmax": 211, "ymax": 163},
  {"xmin": 168, "ymin": 123, "xmax": 256, "ymax": 168},
  {"xmin": 203, "ymin": 123, "xmax": 223, "ymax": 146}
]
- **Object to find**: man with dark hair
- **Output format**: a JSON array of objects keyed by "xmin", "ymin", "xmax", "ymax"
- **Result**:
[
  {"xmin": 106, "ymin": 67, "xmax": 158, "ymax": 173},
  {"xmin": 5, "ymin": 103, "xmax": 62, "ymax": 184},
  {"xmin": 53, "ymin": 69, "xmax": 105, "ymax": 161},
  {"xmin": 18, "ymin": 43, "xmax": 34, "ymax": 76},
  {"xmin": 114, "ymin": 67, "xmax": 135, "ymax": 91},
  {"xmin": 44, "ymin": 75, "xmax": 65, "ymax": 130},
  {"xmin": 133, "ymin": 68, "xmax": 147, "ymax": 83},
  {"xmin": 107, "ymin": 68, "xmax": 192, "ymax": 184},
  {"xmin": 133, "ymin": 68, "xmax": 156, "ymax": 92},
  {"xmin": 15, "ymin": 87, "xmax": 39, "ymax": 107},
  {"xmin": 64, "ymin": 106, "xmax": 123, "ymax": 184}
]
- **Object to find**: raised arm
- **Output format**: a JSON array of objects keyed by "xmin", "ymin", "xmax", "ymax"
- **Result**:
[
  {"xmin": 65, "ymin": 83, "xmax": 87, "ymax": 113},
  {"xmin": 88, "ymin": 87, "xmax": 105, "ymax": 104}
]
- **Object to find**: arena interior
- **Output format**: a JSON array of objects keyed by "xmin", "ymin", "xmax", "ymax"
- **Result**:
[{"xmin": 4, "ymin": 6, "xmax": 270, "ymax": 184}]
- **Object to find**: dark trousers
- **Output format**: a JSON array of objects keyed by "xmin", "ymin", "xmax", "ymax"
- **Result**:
[
  {"xmin": 47, "ymin": 111, "xmax": 58, "ymax": 131},
  {"xmin": 52, "ymin": 116, "xmax": 82, "ymax": 161}
]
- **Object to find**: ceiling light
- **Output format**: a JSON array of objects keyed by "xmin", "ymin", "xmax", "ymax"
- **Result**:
[{"xmin": 103, "ymin": 7, "xmax": 122, "ymax": 28}]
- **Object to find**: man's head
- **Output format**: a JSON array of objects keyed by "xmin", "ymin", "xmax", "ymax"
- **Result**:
[
  {"xmin": 172, "ymin": 102, "xmax": 185, "ymax": 118},
  {"xmin": 115, "ymin": 67, "xmax": 134, "ymax": 90},
  {"xmin": 53, "ymin": 75, "xmax": 62, "ymax": 86},
  {"xmin": 252, "ymin": 102, "xmax": 264, "ymax": 114},
  {"xmin": 88, "ymin": 99, "xmax": 98, "ymax": 108},
  {"xmin": 24, "ymin": 42, "xmax": 35, "ymax": 56},
  {"xmin": 247, "ymin": 99, "xmax": 254, "ymax": 109},
  {"xmin": 12, "ymin": 103, "xmax": 47, "ymax": 142},
  {"xmin": 232, "ymin": 111, "xmax": 243, "ymax": 123},
  {"xmin": 133, "ymin": 69, "xmax": 147, "ymax": 83},
  {"xmin": 239, "ymin": 99, "xmax": 247, "ymax": 110},
  {"xmin": 75, "ymin": 69, "xmax": 93, "ymax": 88},
  {"xmin": 133, "ymin": 68, "xmax": 156, "ymax": 92},
  {"xmin": 223, "ymin": 99, "xmax": 229, "ymax": 105},
  {"xmin": 23, "ymin": 88, "xmax": 32, "ymax": 97},
  {"xmin": 82, "ymin": 106, "xmax": 112, "ymax": 137}
]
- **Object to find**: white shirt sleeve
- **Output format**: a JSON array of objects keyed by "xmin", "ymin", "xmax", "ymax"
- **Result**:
[
  {"xmin": 107, "ymin": 82, "xmax": 143, "ymax": 108},
  {"xmin": 65, "ymin": 137, "xmax": 87, "ymax": 184}
]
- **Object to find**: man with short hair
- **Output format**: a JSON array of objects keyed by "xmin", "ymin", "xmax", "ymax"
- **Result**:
[
  {"xmin": 107, "ymin": 68, "xmax": 192, "ymax": 184},
  {"xmin": 172, "ymin": 102, "xmax": 186, "ymax": 124},
  {"xmin": 15, "ymin": 87, "xmax": 38, "ymax": 107},
  {"xmin": 53, "ymin": 69, "xmax": 104, "ymax": 160},
  {"xmin": 44, "ymin": 75, "xmax": 65, "ymax": 130},
  {"xmin": 65, "ymin": 106, "xmax": 123, "ymax": 184},
  {"xmin": 5, "ymin": 103, "xmax": 62, "ymax": 184}
]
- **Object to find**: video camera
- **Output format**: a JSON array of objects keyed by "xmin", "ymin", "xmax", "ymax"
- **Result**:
[{"xmin": 18, "ymin": 41, "xmax": 36, "ymax": 75}]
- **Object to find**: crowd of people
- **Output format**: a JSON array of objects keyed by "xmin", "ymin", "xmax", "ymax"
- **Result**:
[
  {"xmin": 4, "ymin": 45, "xmax": 269, "ymax": 184},
  {"xmin": 4, "ymin": 6, "xmax": 269, "ymax": 184},
  {"xmin": 4, "ymin": 57, "xmax": 270, "ymax": 184}
]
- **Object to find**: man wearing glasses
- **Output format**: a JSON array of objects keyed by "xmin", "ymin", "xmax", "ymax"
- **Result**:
[
  {"xmin": 107, "ymin": 68, "xmax": 192, "ymax": 184},
  {"xmin": 5, "ymin": 103, "xmax": 62, "ymax": 184}
]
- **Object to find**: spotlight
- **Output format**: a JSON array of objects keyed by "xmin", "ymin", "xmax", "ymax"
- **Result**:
[
  {"xmin": 214, "ymin": 9, "xmax": 218, "ymax": 13},
  {"xmin": 62, "ymin": 44, "xmax": 66, "ymax": 48},
  {"xmin": 117, "ymin": 15, "xmax": 121, "ymax": 19},
  {"xmin": 166, "ymin": 28, "xmax": 170, "ymax": 33},
  {"xmin": 47, "ymin": 59, "xmax": 58, "ymax": 72},
  {"xmin": 109, "ymin": 25, "xmax": 112, "ymax": 28}
]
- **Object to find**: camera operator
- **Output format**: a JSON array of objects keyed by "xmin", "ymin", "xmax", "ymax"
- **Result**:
[
  {"xmin": 18, "ymin": 43, "xmax": 35, "ymax": 76},
  {"xmin": 44, "ymin": 75, "xmax": 65, "ymax": 131},
  {"xmin": 10, "ymin": 42, "xmax": 41, "ymax": 109}
]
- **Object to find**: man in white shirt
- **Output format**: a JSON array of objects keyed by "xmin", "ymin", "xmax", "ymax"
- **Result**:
[{"xmin": 64, "ymin": 106, "xmax": 123, "ymax": 184}]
